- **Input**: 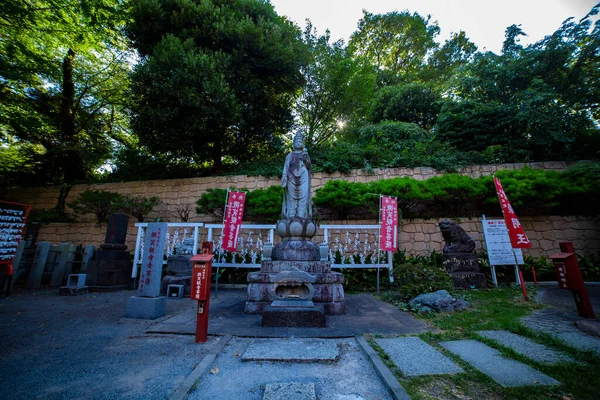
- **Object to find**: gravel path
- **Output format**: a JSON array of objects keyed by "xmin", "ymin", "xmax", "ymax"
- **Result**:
[{"xmin": 0, "ymin": 288, "xmax": 210, "ymax": 400}]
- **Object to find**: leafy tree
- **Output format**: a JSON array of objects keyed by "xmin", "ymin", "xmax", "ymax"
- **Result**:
[
  {"xmin": 0, "ymin": 0, "xmax": 132, "ymax": 184},
  {"xmin": 127, "ymin": 0, "xmax": 307, "ymax": 174},
  {"xmin": 68, "ymin": 189, "xmax": 123, "ymax": 224},
  {"xmin": 368, "ymin": 83, "xmax": 442, "ymax": 129},
  {"xmin": 423, "ymin": 31, "xmax": 477, "ymax": 88},
  {"xmin": 349, "ymin": 10, "xmax": 440, "ymax": 81},
  {"xmin": 119, "ymin": 195, "xmax": 161, "ymax": 222},
  {"xmin": 295, "ymin": 22, "xmax": 376, "ymax": 149},
  {"xmin": 438, "ymin": 6, "xmax": 600, "ymax": 161}
]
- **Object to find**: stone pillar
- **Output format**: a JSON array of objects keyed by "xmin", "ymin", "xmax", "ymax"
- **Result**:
[
  {"xmin": 86, "ymin": 214, "xmax": 132, "ymax": 289},
  {"xmin": 27, "ymin": 241, "xmax": 50, "ymax": 290}
]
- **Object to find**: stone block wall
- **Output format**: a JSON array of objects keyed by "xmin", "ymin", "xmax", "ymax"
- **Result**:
[
  {"xmin": 6, "ymin": 160, "xmax": 597, "ymax": 259},
  {"xmin": 2, "ymin": 161, "xmax": 568, "ymax": 224},
  {"xmin": 32, "ymin": 215, "xmax": 600, "ymax": 260}
]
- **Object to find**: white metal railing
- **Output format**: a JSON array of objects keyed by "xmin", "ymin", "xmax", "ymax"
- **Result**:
[
  {"xmin": 321, "ymin": 224, "xmax": 394, "ymax": 286},
  {"xmin": 206, "ymin": 223, "xmax": 275, "ymax": 268},
  {"xmin": 131, "ymin": 222, "xmax": 394, "ymax": 283},
  {"xmin": 131, "ymin": 222, "xmax": 204, "ymax": 278}
]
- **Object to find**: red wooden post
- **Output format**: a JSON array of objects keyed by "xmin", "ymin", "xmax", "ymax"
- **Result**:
[
  {"xmin": 190, "ymin": 253, "xmax": 213, "ymax": 343},
  {"xmin": 518, "ymin": 269, "xmax": 529, "ymax": 301},
  {"xmin": 549, "ymin": 242, "xmax": 595, "ymax": 319}
]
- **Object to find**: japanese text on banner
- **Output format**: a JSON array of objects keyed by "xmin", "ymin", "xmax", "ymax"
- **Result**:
[
  {"xmin": 379, "ymin": 196, "xmax": 398, "ymax": 252},
  {"xmin": 493, "ymin": 177, "xmax": 531, "ymax": 249},
  {"xmin": 221, "ymin": 191, "xmax": 246, "ymax": 252}
]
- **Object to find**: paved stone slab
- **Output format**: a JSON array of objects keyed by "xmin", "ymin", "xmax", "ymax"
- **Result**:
[
  {"xmin": 375, "ymin": 337, "xmax": 463, "ymax": 376},
  {"xmin": 477, "ymin": 330, "xmax": 576, "ymax": 364},
  {"xmin": 263, "ymin": 382, "xmax": 316, "ymax": 400},
  {"xmin": 242, "ymin": 338, "xmax": 339, "ymax": 362},
  {"xmin": 441, "ymin": 340, "xmax": 560, "ymax": 387},
  {"xmin": 522, "ymin": 308, "xmax": 600, "ymax": 355}
]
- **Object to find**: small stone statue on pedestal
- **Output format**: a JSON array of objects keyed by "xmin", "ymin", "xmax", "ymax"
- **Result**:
[
  {"xmin": 439, "ymin": 219, "xmax": 486, "ymax": 289},
  {"xmin": 245, "ymin": 131, "xmax": 346, "ymax": 324},
  {"xmin": 273, "ymin": 132, "xmax": 319, "ymax": 261}
]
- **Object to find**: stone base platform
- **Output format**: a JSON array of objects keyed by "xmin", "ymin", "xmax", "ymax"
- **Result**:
[
  {"xmin": 245, "ymin": 260, "xmax": 346, "ymax": 315},
  {"xmin": 449, "ymin": 272, "xmax": 487, "ymax": 289},
  {"xmin": 262, "ymin": 305, "xmax": 326, "ymax": 328},
  {"xmin": 125, "ymin": 296, "xmax": 167, "ymax": 320}
]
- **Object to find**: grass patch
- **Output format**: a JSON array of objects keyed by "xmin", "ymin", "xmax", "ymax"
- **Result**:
[{"xmin": 377, "ymin": 287, "xmax": 600, "ymax": 400}]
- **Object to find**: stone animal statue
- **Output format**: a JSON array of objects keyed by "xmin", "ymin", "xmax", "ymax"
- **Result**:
[{"xmin": 439, "ymin": 219, "xmax": 476, "ymax": 254}]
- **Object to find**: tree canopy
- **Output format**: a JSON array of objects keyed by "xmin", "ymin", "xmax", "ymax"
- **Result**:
[
  {"xmin": 1, "ymin": 2, "xmax": 599, "ymax": 187},
  {"xmin": 0, "ymin": 0, "xmax": 132, "ymax": 185},
  {"xmin": 127, "ymin": 0, "xmax": 307, "ymax": 174}
]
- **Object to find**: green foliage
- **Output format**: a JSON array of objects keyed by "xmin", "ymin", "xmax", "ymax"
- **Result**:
[
  {"xmin": 119, "ymin": 195, "xmax": 161, "ymax": 222},
  {"xmin": 436, "ymin": 7, "xmax": 600, "ymax": 162},
  {"xmin": 195, "ymin": 188, "xmax": 228, "ymax": 217},
  {"xmin": 1, "ymin": 0, "xmax": 132, "ymax": 184},
  {"xmin": 67, "ymin": 190, "xmax": 124, "ymax": 224},
  {"xmin": 313, "ymin": 163, "xmax": 600, "ymax": 219},
  {"xmin": 390, "ymin": 262, "xmax": 452, "ymax": 301},
  {"xmin": 349, "ymin": 10, "xmax": 440, "ymax": 80},
  {"xmin": 578, "ymin": 252, "xmax": 600, "ymax": 282},
  {"xmin": 246, "ymin": 186, "xmax": 282, "ymax": 222},
  {"xmin": 196, "ymin": 186, "xmax": 282, "ymax": 222},
  {"xmin": 522, "ymin": 255, "xmax": 556, "ymax": 281},
  {"xmin": 28, "ymin": 207, "xmax": 74, "ymax": 225},
  {"xmin": 296, "ymin": 22, "xmax": 376, "ymax": 149},
  {"xmin": 127, "ymin": 0, "xmax": 307, "ymax": 173},
  {"xmin": 313, "ymin": 180, "xmax": 370, "ymax": 219},
  {"xmin": 369, "ymin": 83, "xmax": 442, "ymax": 129}
]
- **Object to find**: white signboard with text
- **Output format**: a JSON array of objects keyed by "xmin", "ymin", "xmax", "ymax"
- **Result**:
[{"xmin": 482, "ymin": 218, "xmax": 524, "ymax": 265}]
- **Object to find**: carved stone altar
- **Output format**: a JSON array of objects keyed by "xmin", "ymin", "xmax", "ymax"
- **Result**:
[
  {"xmin": 439, "ymin": 219, "xmax": 486, "ymax": 289},
  {"xmin": 245, "ymin": 132, "xmax": 346, "ymax": 324}
]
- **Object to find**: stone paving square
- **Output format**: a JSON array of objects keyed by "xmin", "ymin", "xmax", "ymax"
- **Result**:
[
  {"xmin": 522, "ymin": 308, "xmax": 600, "ymax": 355},
  {"xmin": 242, "ymin": 338, "xmax": 340, "ymax": 362},
  {"xmin": 441, "ymin": 340, "xmax": 560, "ymax": 387},
  {"xmin": 263, "ymin": 382, "xmax": 316, "ymax": 400},
  {"xmin": 375, "ymin": 337, "xmax": 463, "ymax": 377},
  {"xmin": 477, "ymin": 330, "xmax": 576, "ymax": 364}
]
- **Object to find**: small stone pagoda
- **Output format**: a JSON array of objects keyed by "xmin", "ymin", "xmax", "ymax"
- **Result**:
[{"xmin": 245, "ymin": 132, "xmax": 346, "ymax": 325}]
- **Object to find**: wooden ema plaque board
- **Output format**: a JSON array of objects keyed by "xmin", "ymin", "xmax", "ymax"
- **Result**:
[{"xmin": 0, "ymin": 201, "xmax": 31, "ymax": 266}]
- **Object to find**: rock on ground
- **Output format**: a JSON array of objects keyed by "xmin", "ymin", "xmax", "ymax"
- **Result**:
[{"xmin": 408, "ymin": 290, "xmax": 469, "ymax": 313}]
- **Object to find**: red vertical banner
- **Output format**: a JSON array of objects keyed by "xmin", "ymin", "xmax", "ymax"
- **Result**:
[
  {"xmin": 379, "ymin": 196, "xmax": 399, "ymax": 252},
  {"xmin": 221, "ymin": 191, "xmax": 246, "ymax": 252},
  {"xmin": 493, "ymin": 177, "xmax": 532, "ymax": 249}
]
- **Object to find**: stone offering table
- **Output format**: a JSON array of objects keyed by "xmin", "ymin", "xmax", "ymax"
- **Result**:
[{"xmin": 245, "ymin": 260, "xmax": 346, "ymax": 316}]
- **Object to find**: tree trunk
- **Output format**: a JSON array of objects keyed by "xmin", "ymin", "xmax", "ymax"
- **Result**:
[
  {"xmin": 213, "ymin": 138, "xmax": 223, "ymax": 175},
  {"xmin": 60, "ymin": 48, "xmax": 85, "ymax": 182}
]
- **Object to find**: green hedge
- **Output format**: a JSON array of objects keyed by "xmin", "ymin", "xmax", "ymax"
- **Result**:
[{"xmin": 195, "ymin": 162, "xmax": 600, "ymax": 222}]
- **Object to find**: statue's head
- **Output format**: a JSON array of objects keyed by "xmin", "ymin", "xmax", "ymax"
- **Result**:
[{"xmin": 293, "ymin": 131, "xmax": 304, "ymax": 150}]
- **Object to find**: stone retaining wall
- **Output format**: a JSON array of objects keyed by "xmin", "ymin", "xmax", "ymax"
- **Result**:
[
  {"xmin": 6, "ymin": 160, "xmax": 598, "ymax": 259},
  {"xmin": 33, "ymin": 215, "xmax": 600, "ymax": 259},
  {"xmin": 2, "ymin": 161, "xmax": 568, "ymax": 224}
]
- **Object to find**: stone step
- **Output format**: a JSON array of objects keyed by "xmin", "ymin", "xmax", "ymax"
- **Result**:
[
  {"xmin": 242, "ymin": 338, "xmax": 339, "ymax": 362},
  {"xmin": 440, "ymin": 340, "xmax": 560, "ymax": 387},
  {"xmin": 263, "ymin": 382, "xmax": 316, "ymax": 400},
  {"xmin": 477, "ymin": 330, "xmax": 576, "ymax": 364},
  {"xmin": 375, "ymin": 337, "xmax": 463, "ymax": 376}
]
